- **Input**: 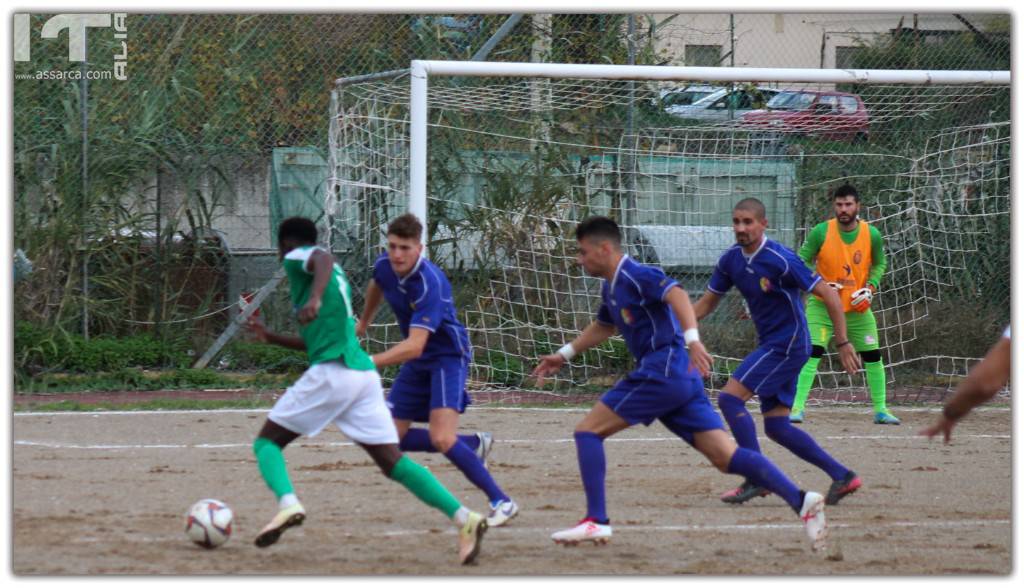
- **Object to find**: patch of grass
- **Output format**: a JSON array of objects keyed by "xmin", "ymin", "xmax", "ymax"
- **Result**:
[
  {"xmin": 15, "ymin": 369, "xmax": 297, "ymax": 394},
  {"xmin": 15, "ymin": 397, "xmax": 276, "ymax": 413}
]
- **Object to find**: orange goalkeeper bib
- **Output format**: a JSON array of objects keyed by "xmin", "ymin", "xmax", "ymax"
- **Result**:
[{"xmin": 813, "ymin": 218, "xmax": 871, "ymax": 313}]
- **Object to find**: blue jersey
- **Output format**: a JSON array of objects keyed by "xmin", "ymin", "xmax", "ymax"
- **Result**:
[
  {"xmin": 372, "ymin": 253, "xmax": 472, "ymax": 364},
  {"xmin": 707, "ymin": 237, "xmax": 821, "ymax": 353},
  {"xmin": 595, "ymin": 256, "xmax": 693, "ymax": 374}
]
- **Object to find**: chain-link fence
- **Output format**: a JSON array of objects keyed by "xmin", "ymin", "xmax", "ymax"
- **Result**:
[{"xmin": 13, "ymin": 13, "xmax": 1010, "ymax": 400}]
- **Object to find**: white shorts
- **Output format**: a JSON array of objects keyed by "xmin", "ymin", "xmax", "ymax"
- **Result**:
[{"xmin": 268, "ymin": 361, "xmax": 399, "ymax": 445}]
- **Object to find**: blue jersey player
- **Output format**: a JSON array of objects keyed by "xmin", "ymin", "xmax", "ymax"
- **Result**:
[
  {"xmin": 356, "ymin": 213, "xmax": 519, "ymax": 527},
  {"xmin": 693, "ymin": 198, "xmax": 864, "ymax": 506},
  {"xmin": 532, "ymin": 216, "xmax": 828, "ymax": 551}
]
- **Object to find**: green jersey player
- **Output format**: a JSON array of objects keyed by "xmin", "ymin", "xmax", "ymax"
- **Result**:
[{"xmin": 245, "ymin": 216, "xmax": 487, "ymax": 565}]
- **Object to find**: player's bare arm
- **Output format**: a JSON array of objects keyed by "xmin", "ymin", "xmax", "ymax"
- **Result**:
[
  {"xmin": 692, "ymin": 289, "xmax": 722, "ymax": 321},
  {"xmin": 664, "ymin": 286, "xmax": 712, "ymax": 377},
  {"xmin": 921, "ymin": 336, "xmax": 1010, "ymax": 443},
  {"xmin": 810, "ymin": 280, "xmax": 861, "ymax": 374},
  {"xmin": 356, "ymin": 279, "xmax": 384, "ymax": 338},
  {"xmin": 246, "ymin": 316, "xmax": 307, "ymax": 351},
  {"xmin": 370, "ymin": 327, "xmax": 430, "ymax": 368},
  {"xmin": 532, "ymin": 321, "xmax": 616, "ymax": 385}
]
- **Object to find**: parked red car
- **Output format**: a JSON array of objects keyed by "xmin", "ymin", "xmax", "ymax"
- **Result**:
[{"xmin": 741, "ymin": 90, "xmax": 869, "ymax": 141}]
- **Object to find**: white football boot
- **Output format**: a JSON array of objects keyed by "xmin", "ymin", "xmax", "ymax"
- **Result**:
[
  {"xmin": 254, "ymin": 502, "xmax": 306, "ymax": 548},
  {"xmin": 799, "ymin": 491, "xmax": 828, "ymax": 551},
  {"xmin": 486, "ymin": 498, "xmax": 520, "ymax": 527},
  {"xmin": 551, "ymin": 518, "xmax": 612, "ymax": 546}
]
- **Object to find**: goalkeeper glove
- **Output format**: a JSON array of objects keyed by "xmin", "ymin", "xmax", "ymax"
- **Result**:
[{"xmin": 850, "ymin": 285, "xmax": 875, "ymax": 312}]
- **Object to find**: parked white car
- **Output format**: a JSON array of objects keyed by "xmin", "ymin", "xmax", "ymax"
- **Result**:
[
  {"xmin": 658, "ymin": 85, "xmax": 719, "ymax": 109},
  {"xmin": 666, "ymin": 86, "xmax": 781, "ymax": 122}
]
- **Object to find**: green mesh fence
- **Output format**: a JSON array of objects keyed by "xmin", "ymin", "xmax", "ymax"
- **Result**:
[{"xmin": 13, "ymin": 14, "xmax": 1010, "ymax": 401}]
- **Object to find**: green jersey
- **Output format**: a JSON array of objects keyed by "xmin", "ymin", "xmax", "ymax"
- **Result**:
[
  {"xmin": 798, "ymin": 220, "xmax": 887, "ymax": 290},
  {"xmin": 282, "ymin": 246, "xmax": 375, "ymax": 370}
]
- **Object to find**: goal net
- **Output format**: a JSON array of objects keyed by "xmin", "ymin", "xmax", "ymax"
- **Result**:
[{"xmin": 327, "ymin": 62, "xmax": 1010, "ymax": 405}]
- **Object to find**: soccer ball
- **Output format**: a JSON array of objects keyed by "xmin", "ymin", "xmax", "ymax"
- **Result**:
[{"xmin": 185, "ymin": 499, "xmax": 233, "ymax": 549}]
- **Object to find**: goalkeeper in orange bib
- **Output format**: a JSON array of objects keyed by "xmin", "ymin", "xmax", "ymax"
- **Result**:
[{"xmin": 790, "ymin": 184, "xmax": 900, "ymax": 425}]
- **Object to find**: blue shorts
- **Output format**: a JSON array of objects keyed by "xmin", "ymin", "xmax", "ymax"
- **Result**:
[
  {"xmin": 387, "ymin": 357, "xmax": 470, "ymax": 423},
  {"xmin": 733, "ymin": 345, "xmax": 810, "ymax": 413},
  {"xmin": 601, "ymin": 369, "xmax": 724, "ymax": 446}
]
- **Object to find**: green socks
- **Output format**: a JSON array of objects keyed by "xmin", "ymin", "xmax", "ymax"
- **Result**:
[
  {"xmin": 793, "ymin": 356, "xmax": 821, "ymax": 413},
  {"xmin": 254, "ymin": 439, "xmax": 464, "ymax": 521},
  {"xmin": 253, "ymin": 437, "xmax": 294, "ymax": 500},
  {"xmin": 865, "ymin": 360, "xmax": 888, "ymax": 413},
  {"xmin": 793, "ymin": 357, "xmax": 888, "ymax": 414},
  {"xmin": 389, "ymin": 455, "xmax": 462, "ymax": 519}
]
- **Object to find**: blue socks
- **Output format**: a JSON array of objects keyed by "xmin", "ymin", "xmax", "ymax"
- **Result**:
[
  {"xmin": 400, "ymin": 428, "xmax": 504, "ymax": 503},
  {"xmin": 727, "ymin": 447, "xmax": 803, "ymax": 513},
  {"xmin": 443, "ymin": 439, "xmax": 509, "ymax": 504},
  {"xmin": 399, "ymin": 428, "xmax": 480, "ymax": 453},
  {"xmin": 718, "ymin": 394, "xmax": 761, "ymax": 453},
  {"xmin": 764, "ymin": 416, "xmax": 849, "ymax": 481},
  {"xmin": 574, "ymin": 431, "xmax": 609, "ymax": 523},
  {"xmin": 718, "ymin": 395, "xmax": 849, "ymax": 482}
]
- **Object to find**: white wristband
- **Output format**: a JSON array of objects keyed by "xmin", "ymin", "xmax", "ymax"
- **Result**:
[
  {"xmin": 683, "ymin": 328, "xmax": 701, "ymax": 346},
  {"xmin": 557, "ymin": 343, "xmax": 577, "ymax": 361}
]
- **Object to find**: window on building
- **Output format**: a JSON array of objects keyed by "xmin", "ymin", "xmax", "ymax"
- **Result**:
[
  {"xmin": 835, "ymin": 46, "xmax": 863, "ymax": 69},
  {"xmin": 685, "ymin": 45, "xmax": 722, "ymax": 67}
]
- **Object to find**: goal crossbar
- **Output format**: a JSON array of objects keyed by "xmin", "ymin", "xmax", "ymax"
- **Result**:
[
  {"xmin": 406, "ymin": 60, "xmax": 1010, "ymax": 233},
  {"xmin": 412, "ymin": 60, "xmax": 1010, "ymax": 85}
]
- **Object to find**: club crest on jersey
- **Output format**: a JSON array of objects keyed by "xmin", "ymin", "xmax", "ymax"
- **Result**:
[
  {"xmin": 620, "ymin": 308, "xmax": 635, "ymax": 325},
  {"xmin": 853, "ymin": 250, "xmax": 863, "ymax": 265},
  {"xmin": 759, "ymin": 277, "xmax": 773, "ymax": 292},
  {"xmin": 409, "ymin": 302, "xmax": 416, "ymax": 310}
]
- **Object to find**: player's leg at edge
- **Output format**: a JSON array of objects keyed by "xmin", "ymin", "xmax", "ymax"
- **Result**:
[{"xmin": 550, "ymin": 402, "xmax": 628, "ymax": 546}]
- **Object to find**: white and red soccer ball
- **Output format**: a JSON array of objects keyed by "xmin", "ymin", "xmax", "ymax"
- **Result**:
[{"xmin": 185, "ymin": 499, "xmax": 233, "ymax": 549}]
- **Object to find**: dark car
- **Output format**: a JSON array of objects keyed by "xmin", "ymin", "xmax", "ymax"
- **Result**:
[{"xmin": 741, "ymin": 90, "xmax": 869, "ymax": 141}]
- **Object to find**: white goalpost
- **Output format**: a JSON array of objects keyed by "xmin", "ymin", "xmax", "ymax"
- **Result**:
[
  {"xmin": 406, "ymin": 61, "xmax": 1009, "ymax": 227},
  {"xmin": 329, "ymin": 60, "xmax": 1010, "ymax": 404}
]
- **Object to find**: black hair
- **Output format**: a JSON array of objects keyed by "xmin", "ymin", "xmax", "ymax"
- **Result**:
[
  {"xmin": 575, "ymin": 216, "xmax": 622, "ymax": 246},
  {"xmin": 278, "ymin": 217, "xmax": 318, "ymax": 245},
  {"xmin": 833, "ymin": 184, "xmax": 860, "ymax": 202}
]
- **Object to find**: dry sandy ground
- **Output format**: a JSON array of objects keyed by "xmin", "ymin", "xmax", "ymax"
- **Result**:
[{"xmin": 11, "ymin": 405, "xmax": 1011, "ymax": 575}]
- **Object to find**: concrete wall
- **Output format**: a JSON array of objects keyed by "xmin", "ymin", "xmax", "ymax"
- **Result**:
[{"xmin": 653, "ymin": 13, "xmax": 1004, "ymax": 71}]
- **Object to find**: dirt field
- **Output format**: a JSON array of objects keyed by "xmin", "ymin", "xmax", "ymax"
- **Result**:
[{"xmin": 11, "ymin": 405, "xmax": 1012, "ymax": 575}]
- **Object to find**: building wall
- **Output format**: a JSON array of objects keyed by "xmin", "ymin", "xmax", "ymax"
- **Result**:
[{"xmin": 652, "ymin": 13, "xmax": 1004, "ymax": 71}]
